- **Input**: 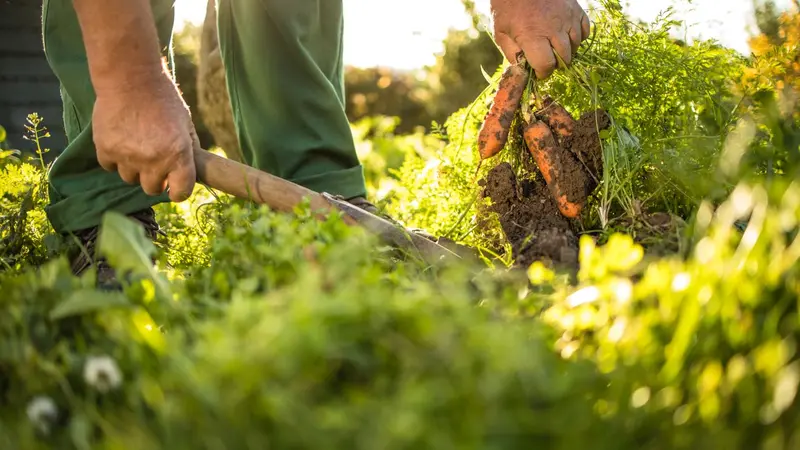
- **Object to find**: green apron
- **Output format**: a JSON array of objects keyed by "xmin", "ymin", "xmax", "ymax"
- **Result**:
[{"xmin": 41, "ymin": 0, "xmax": 366, "ymax": 234}]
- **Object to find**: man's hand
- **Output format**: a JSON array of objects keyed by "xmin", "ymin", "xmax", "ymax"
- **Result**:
[
  {"xmin": 72, "ymin": 0, "xmax": 197, "ymax": 202},
  {"xmin": 491, "ymin": 0, "xmax": 591, "ymax": 79},
  {"xmin": 93, "ymin": 75, "xmax": 198, "ymax": 202}
]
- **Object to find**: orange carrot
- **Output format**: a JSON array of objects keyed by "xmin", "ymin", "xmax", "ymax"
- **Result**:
[
  {"xmin": 536, "ymin": 97, "xmax": 577, "ymax": 143},
  {"xmin": 477, "ymin": 63, "xmax": 529, "ymax": 160},
  {"xmin": 523, "ymin": 119, "xmax": 588, "ymax": 219}
]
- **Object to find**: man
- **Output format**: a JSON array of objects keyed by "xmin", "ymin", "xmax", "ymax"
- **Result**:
[{"xmin": 41, "ymin": 0, "xmax": 590, "ymax": 282}]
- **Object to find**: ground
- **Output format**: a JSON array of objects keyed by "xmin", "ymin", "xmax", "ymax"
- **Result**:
[{"xmin": 477, "ymin": 106, "xmax": 613, "ymax": 269}]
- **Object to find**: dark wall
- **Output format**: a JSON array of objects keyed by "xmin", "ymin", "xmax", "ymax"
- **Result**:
[{"xmin": 0, "ymin": 0, "xmax": 66, "ymax": 154}]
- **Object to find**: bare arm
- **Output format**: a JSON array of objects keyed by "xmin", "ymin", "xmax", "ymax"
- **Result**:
[
  {"xmin": 71, "ymin": 0, "xmax": 166, "ymax": 95},
  {"xmin": 70, "ymin": 0, "xmax": 198, "ymax": 203}
]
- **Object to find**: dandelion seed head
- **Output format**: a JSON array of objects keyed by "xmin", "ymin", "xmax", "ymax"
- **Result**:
[
  {"xmin": 83, "ymin": 355, "xmax": 123, "ymax": 393},
  {"xmin": 26, "ymin": 396, "xmax": 57, "ymax": 434}
]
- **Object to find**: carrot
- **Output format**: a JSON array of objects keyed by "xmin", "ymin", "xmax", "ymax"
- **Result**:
[
  {"xmin": 536, "ymin": 97, "xmax": 577, "ymax": 143},
  {"xmin": 477, "ymin": 62, "xmax": 529, "ymax": 160},
  {"xmin": 523, "ymin": 119, "xmax": 588, "ymax": 219}
]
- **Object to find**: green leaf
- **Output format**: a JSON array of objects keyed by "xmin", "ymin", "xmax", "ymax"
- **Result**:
[
  {"xmin": 590, "ymin": 69, "xmax": 601, "ymax": 86},
  {"xmin": 50, "ymin": 289, "xmax": 130, "ymax": 320},
  {"xmin": 97, "ymin": 211, "xmax": 172, "ymax": 300},
  {"xmin": 98, "ymin": 211, "xmax": 157, "ymax": 276},
  {"xmin": 480, "ymin": 64, "xmax": 493, "ymax": 85}
]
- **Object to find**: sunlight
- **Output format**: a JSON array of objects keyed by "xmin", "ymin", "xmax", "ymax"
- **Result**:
[
  {"xmin": 342, "ymin": 0, "xmax": 478, "ymax": 69},
  {"xmin": 172, "ymin": 0, "xmax": 479, "ymax": 69},
  {"xmin": 173, "ymin": 0, "xmax": 775, "ymax": 69}
]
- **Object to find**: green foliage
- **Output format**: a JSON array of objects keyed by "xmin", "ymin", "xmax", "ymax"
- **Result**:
[
  {"xmin": 424, "ymin": 28, "xmax": 504, "ymax": 124},
  {"xmin": 378, "ymin": 78, "xmax": 498, "ymax": 248},
  {"xmin": 1, "ymin": 113, "xmax": 799, "ymax": 447},
  {"xmin": 728, "ymin": 90, "xmax": 800, "ymax": 184},
  {"xmin": 538, "ymin": 178, "xmax": 800, "ymax": 447},
  {"xmin": 754, "ymin": 0, "xmax": 784, "ymax": 44},
  {"xmin": 539, "ymin": 0, "xmax": 746, "ymax": 222},
  {"xmin": 380, "ymin": 0, "xmax": 749, "ymax": 251},
  {"xmin": 738, "ymin": 2, "xmax": 800, "ymax": 178},
  {"xmin": 0, "ymin": 196, "xmax": 594, "ymax": 449},
  {"xmin": 344, "ymin": 67, "xmax": 435, "ymax": 135},
  {"xmin": 343, "ymin": 27, "xmax": 503, "ymax": 133},
  {"xmin": 0, "ymin": 114, "xmax": 60, "ymax": 271},
  {"xmin": 350, "ymin": 115, "xmax": 450, "ymax": 215},
  {"xmin": 2, "ymin": 2, "xmax": 800, "ymax": 448},
  {"xmin": 0, "ymin": 158, "xmax": 52, "ymax": 269}
]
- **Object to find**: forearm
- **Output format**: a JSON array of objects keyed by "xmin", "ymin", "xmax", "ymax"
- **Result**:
[{"xmin": 71, "ymin": 0, "xmax": 167, "ymax": 95}]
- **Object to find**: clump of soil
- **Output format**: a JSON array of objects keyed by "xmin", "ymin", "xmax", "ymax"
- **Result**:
[
  {"xmin": 478, "ymin": 107, "xmax": 612, "ymax": 269},
  {"xmin": 479, "ymin": 162, "xmax": 579, "ymax": 268},
  {"xmin": 564, "ymin": 109, "xmax": 612, "ymax": 190}
]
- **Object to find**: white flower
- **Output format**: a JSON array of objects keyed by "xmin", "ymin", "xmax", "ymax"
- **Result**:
[
  {"xmin": 83, "ymin": 355, "xmax": 123, "ymax": 393},
  {"xmin": 26, "ymin": 395, "xmax": 58, "ymax": 434}
]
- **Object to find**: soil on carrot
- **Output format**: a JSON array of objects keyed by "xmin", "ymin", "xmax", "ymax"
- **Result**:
[
  {"xmin": 477, "ymin": 108, "xmax": 612, "ymax": 270},
  {"xmin": 479, "ymin": 162, "xmax": 579, "ymax": 269},
  {"xmin": 524, "ymin": 121, "xmax": 590, "ymax": 209}
]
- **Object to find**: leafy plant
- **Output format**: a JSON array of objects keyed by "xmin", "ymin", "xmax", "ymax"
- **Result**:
[
  {"xmin": 0, "ymin": 114, "xmax": 60, "ymax": 272},
  {"xmin": 1, "ymin": 2, "xmax": 800, "ymax": 449},
  {"xmin": 735, "ymin": 1, "xmax": 800, "ymax": 178},
  {"xmin": 381, "ymin": 0, "xmax": 746, "ymax": 256}
]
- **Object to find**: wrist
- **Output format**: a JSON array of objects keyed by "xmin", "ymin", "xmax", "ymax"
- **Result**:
[{"xmin": 93, "ymin": 57, "xmax": 173, "ymax": 98}]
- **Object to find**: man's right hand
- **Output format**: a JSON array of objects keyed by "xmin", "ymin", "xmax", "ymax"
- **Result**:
[
  {"xmin": 491, "ymin": 0, "xmax": 591, "ymax": 79},
  {"xmin": 71, "ymin": 0, "xmax": 197, "ymax": 203},
  {"xmin": 93, "ymin": 74, "xmax": 198, "ymax": 203}
]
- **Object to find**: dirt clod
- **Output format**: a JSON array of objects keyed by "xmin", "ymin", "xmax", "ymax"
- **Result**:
[
  {"xmin": 480, "ymin": 163, "xmax": 578, "ymax": 268},
  {"xmin": 477, "ymin": 105, "xmax": 612, "ymax": 270},
  {"xmin": 564, "ymin": 109, "xmax": 611, "ymax": 189}
]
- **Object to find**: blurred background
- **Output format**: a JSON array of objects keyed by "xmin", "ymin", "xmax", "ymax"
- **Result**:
[
  {"xmin": 168, "ymin": 0, "xmax": 793, "ymax": 151},
  {"xmin": 0, "ymin": 0, "xmax": 794, "ymax": 156}
]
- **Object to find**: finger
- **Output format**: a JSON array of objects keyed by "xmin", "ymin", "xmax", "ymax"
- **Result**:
[
  {"xmin": 569, "ymin": 26, "xmax": 582, "ymax": 55},
  {"xmin": 96, "ymin": 152, "xmax": 117, "ymax": 173},
  {"xmin": 516, "ymin": 36, "xmax": 557, "ymax": 80},
  {"xmin": 581, "ymin": 14, "xmax": 591, "ymax": 40},
  {"xmin": 118, "ymin": 166, "xmax": 139, "ymax": 185},
  {"xmin": 139, "ymin": 171, "xmax": 168, "ymax": 197},
  {"xmin": 495, "ymin": 32, "xmax": 524, "ymax": 64},
  {"xmin": 166, "ymin": 148, "xmax": 196, "ymax": 203},
  {"xmin": 550, "ymin": 33, "xmax": 573, "ymax": 67}
]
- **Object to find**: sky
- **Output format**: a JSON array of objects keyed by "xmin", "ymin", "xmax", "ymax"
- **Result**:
[{"xmin": 173, "ymin": 0, "xmax": 792, "ymax": 70}]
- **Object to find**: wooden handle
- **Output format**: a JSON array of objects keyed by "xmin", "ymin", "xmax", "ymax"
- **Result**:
[{"xmin": 193, "ymin": 147, "xmax": 355, "ymax": 224}]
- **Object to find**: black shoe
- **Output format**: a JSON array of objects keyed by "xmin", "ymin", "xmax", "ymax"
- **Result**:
[{"xmin": 68, "ymin": 208, "xmax": 164, "ymax": 288}]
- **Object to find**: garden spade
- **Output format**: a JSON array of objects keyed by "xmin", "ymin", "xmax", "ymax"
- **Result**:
[{"xmin": 192, "ymin": 148, "xmax": 464, "ymax": 266}]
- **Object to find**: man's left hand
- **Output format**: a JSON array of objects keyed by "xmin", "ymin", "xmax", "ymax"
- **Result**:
[{"xmin": 490, "ymin": 0, "xmax": 591, "ymax": 79}]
